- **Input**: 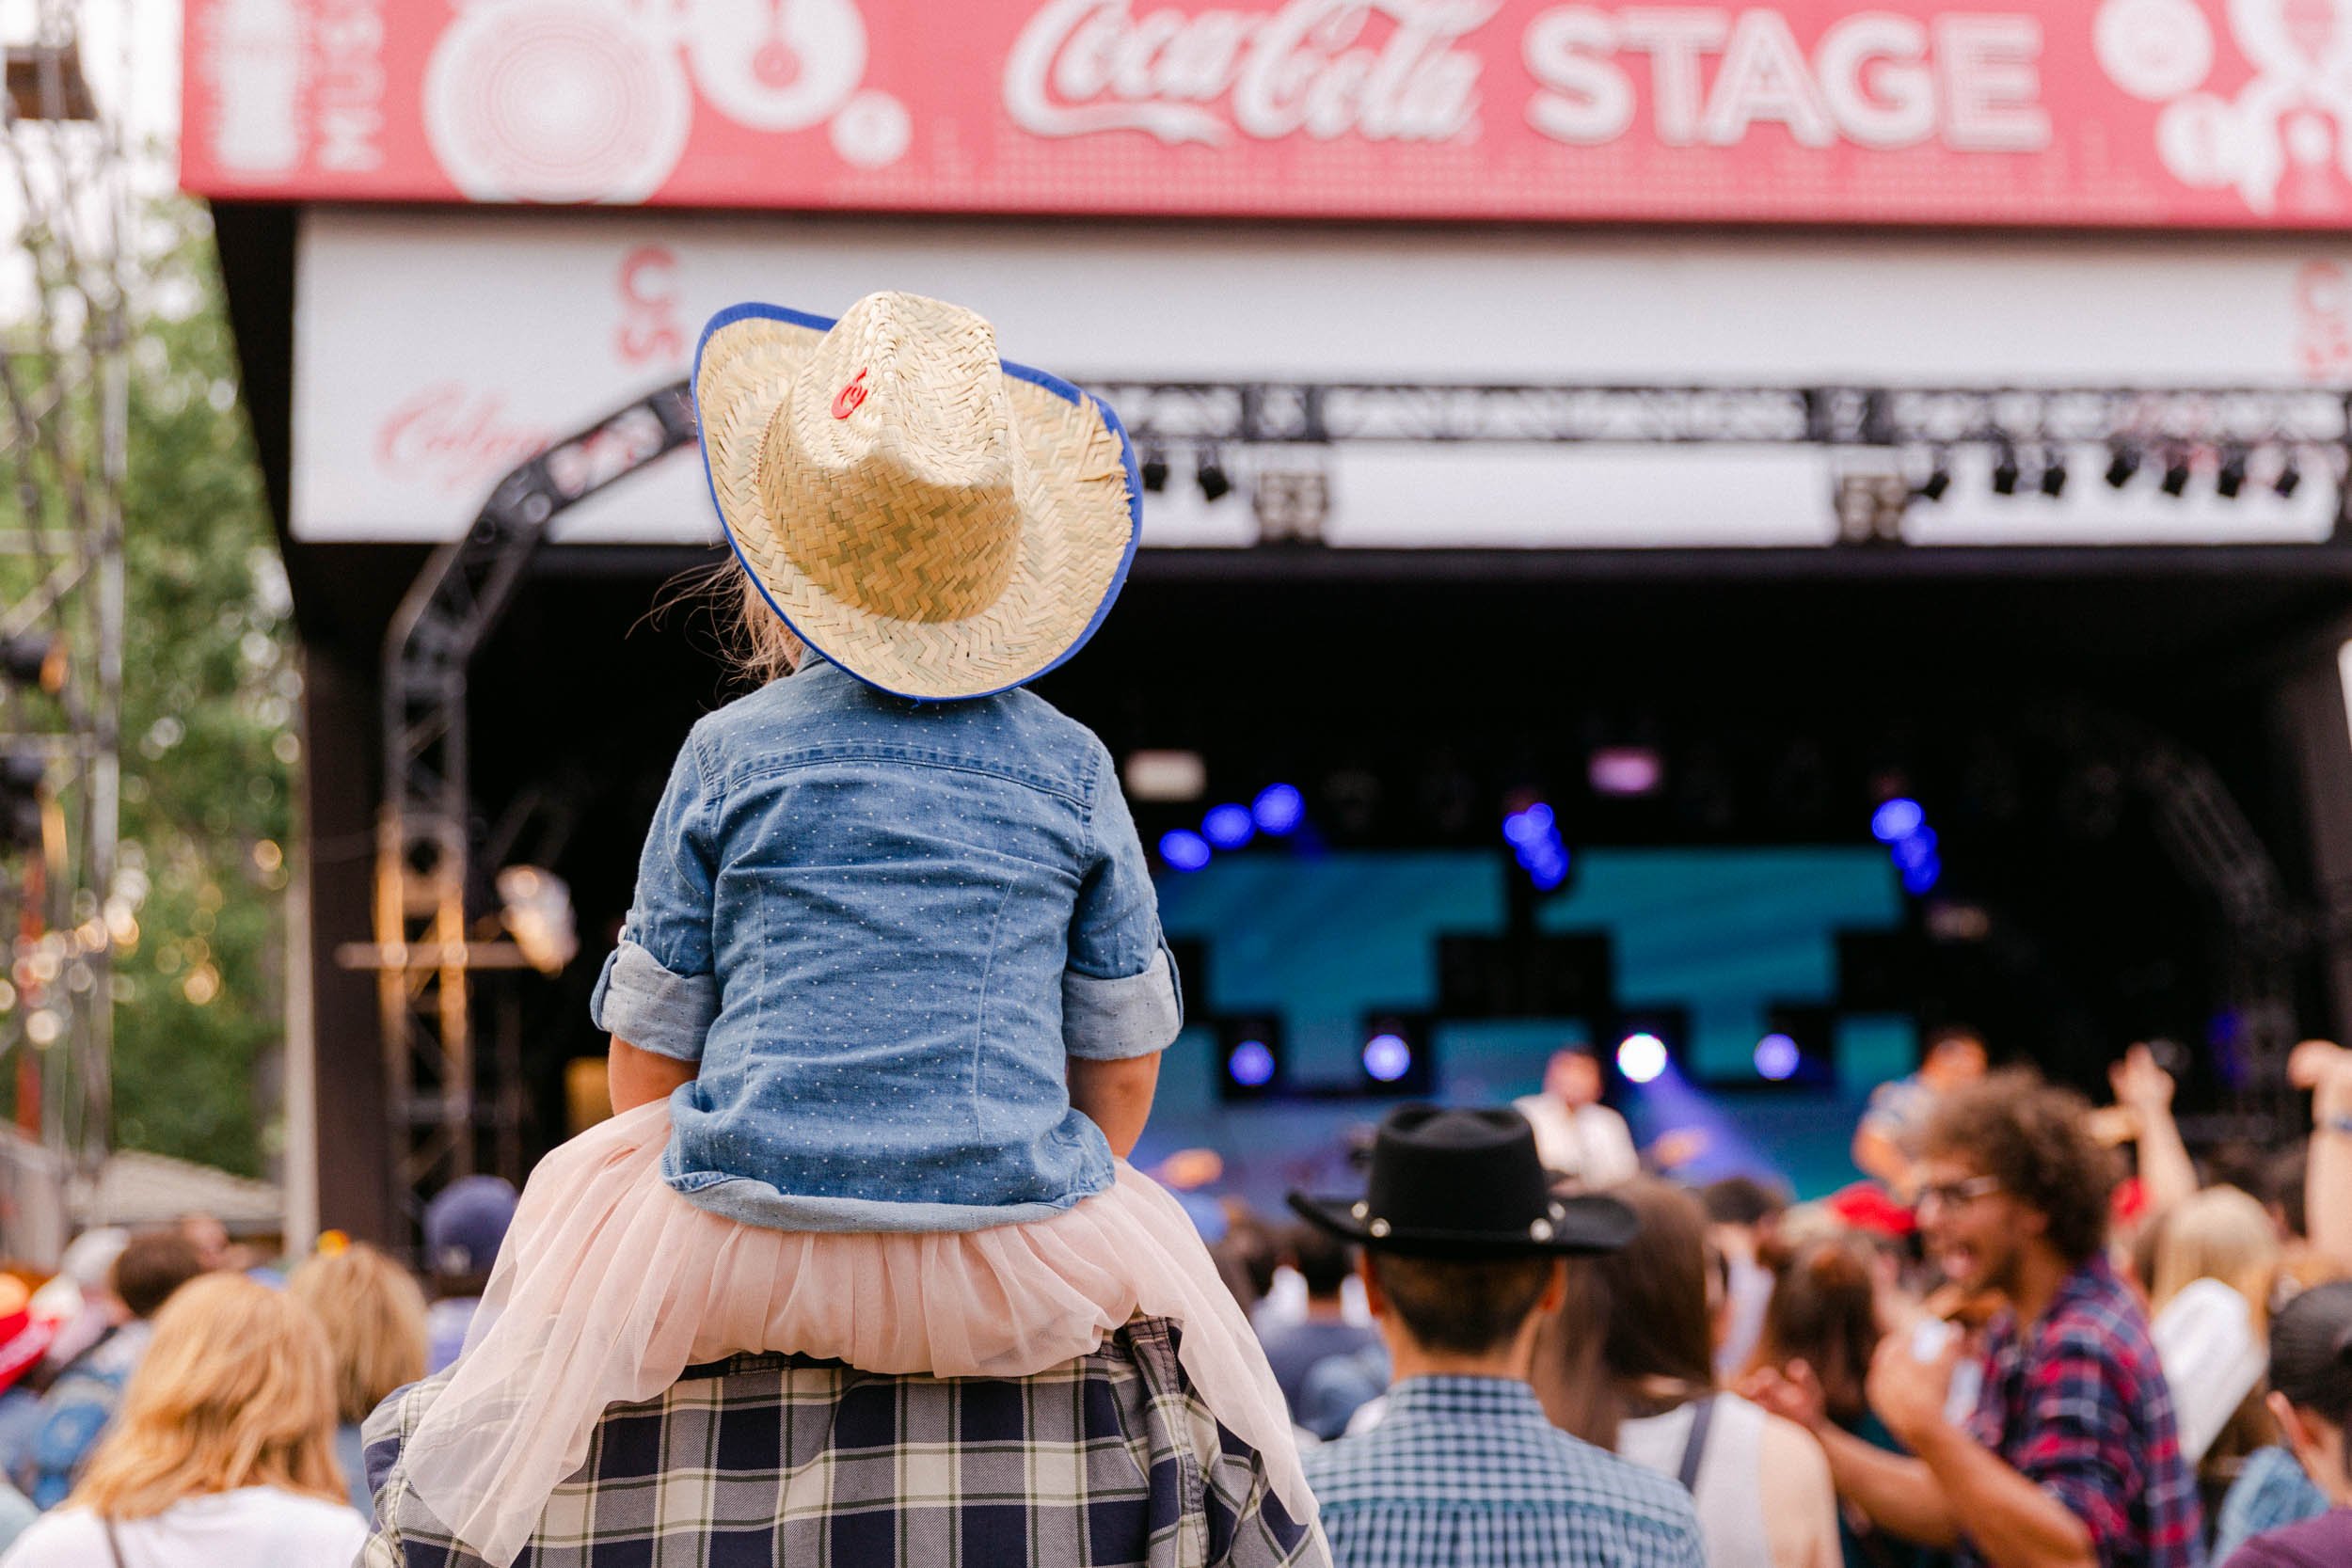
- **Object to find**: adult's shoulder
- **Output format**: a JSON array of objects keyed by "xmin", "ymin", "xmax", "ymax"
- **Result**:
[
  {"xmin": 0, "ymin": 1505, "xmax": 106, "ymax": 1564},
  {"xmin": 2218, "ymin": 1508, "xmax": 2352, "ymax": 1568},
  {"xmin": 1520, "ymin": 1421, "xmax": 1706, "ymax": 1538},
  {"xmin": 251, "ymin": 1487, "xmax": 371, "ymax": 1550}
]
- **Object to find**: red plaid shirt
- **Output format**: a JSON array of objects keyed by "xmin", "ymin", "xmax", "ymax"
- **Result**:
[{"xmin": 1961, "ymin": 1255, "xmax": 2203, "ymax": 1568}]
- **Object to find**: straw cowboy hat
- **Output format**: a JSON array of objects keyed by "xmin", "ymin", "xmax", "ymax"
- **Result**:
[
  {"xmin": 693, "ymin": 292, "xmax": 1142, "ymax": 700},
  {"xmin": 1290, "ymin": 1105, "xmax": 1639, "ymax": 1259}
]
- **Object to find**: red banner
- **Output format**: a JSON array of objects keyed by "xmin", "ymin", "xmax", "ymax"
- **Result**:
[{"xmin": 181, "ymin": 0, "xmax": 2352, "ymax": 228}]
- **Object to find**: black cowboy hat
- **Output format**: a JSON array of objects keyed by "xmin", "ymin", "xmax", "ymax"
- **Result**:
[{"xmin": 1289, "ymin": 1105, "xmax": 1638, "ymax": 1259}]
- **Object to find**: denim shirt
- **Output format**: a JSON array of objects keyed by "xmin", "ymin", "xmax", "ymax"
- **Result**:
[{"xmin": 590, "ymin": 657, "xmax": 1182, "ymax": 1232}]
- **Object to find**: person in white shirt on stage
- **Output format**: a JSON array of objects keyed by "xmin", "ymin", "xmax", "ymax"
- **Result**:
[{"xmin": 1518, "ymin": 1043, "xmax": 1643, "ymax": 1189}]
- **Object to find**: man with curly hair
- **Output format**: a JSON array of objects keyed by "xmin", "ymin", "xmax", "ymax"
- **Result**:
[{"xmin": 1752, "ymin": 1069, "xmax": 2200, "ymax": 1568}]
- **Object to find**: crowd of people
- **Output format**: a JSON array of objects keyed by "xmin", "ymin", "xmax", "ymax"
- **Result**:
[
  {"xmin": 1184, "ymin": 1033, "xmax": 2352, "ymax": 1568},
  {"xmin": 0, "ymin": 1032, "xmax": 2337, "ymax": 1566},
  {"xmin": 0, "ymin": 1177, "xmax": 516, "ymax": 1563}
]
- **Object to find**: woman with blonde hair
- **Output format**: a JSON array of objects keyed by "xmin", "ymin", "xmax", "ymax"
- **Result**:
[
  {"xmin": 0, "ymin": 1273, "xmax": 365, "ymax": 1564},
  {"xmin": 289, "ymin": 1242, "xmax": 428, "ymax": 1513},
  {"xmin": 2149, "ymin": 1185, "xmax": 2284, "ymax": 1475}
]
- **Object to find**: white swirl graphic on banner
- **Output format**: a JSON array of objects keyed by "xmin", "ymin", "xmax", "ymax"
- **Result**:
[
  {"xmin": 686, "ymin": 0, "xmax": 868, "ymax": 132},
  {"xmin": 423, "ymin": 0, "xmax": 898, "ymax": 202},
  {"xmin": 424, "ymin": 1, "xmax": 693, "ymax": 202},
  {"xmin": 2101, "ymin": 0, "xmax": 2352, "ymax": 214},
  {"xmin": 2096, "ymin": 0, "xmax": 2216, "ymax": 99}
]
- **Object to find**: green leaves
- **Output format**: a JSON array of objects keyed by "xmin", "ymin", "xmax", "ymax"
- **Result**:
[{"xmin": 105, "ymin": 200, "xmax": 292, "ymax": 1177}]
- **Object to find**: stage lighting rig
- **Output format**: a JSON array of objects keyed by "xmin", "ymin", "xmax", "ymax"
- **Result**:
[
  {"xmin": 2039, "ymin": 449, "xmax": 2068, "ymax": 498},
  {"xmin": 2217, "ymin": 447, "xmax": 2249, "ymax": 499},
  {"xmin": 1195, "ymin": 447, "xmax": 1232, "ymax": 502},
  {"xmin": 1991, "ymin": 443, "xmax": 2021, "ymax": 496},
  {"xmin": 1915, "ymin": 451, "xmax": 1952, "ymax": 503},
  {"xmin": 2106, "ymin": 444, "xmax": 2141, "ymax": 489},
  {"xmin": 2161, "ymin": 449, "xmax": 2193, "ymax": 497},
  {"xmin": 2277, "ymin": 452, "xmax": 2304, "ymax": 498},
  {"xmin": 1138, "ymin": 445, "xmax": 1169, "ymax": 494}
]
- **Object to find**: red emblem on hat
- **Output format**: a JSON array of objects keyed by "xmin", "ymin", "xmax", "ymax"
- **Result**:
[{"xmin": 831, "ymin": 369, "xmax": 869, "ymax": 420}]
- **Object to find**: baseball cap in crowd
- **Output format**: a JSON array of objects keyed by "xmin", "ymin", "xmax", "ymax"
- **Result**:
[{"xmin": 423, "ymin": 1176, "xmax": 518, "ymax": 1279}]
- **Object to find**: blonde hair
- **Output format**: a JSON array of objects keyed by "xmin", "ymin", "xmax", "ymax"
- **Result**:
[
  {"xmin": 70, "ymin": 1274, "xmax": 345, "ymax": 1520},
  {"xmin": 289, "ymin": 1242, "xmax": 428, "ymax": 1425},
  {"xmin": 2151, "ymin": 1185, "xmax": 2281, "ymax": 1333},
  {"xmin": 732, "ymin": 570, "xmax": 806, "ymax": 684}
]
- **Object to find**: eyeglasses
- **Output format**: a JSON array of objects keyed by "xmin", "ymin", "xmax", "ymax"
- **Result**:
[{"xmin": 1915, "ymin": 1175, "xmax": 2002, "ymax": 1213}]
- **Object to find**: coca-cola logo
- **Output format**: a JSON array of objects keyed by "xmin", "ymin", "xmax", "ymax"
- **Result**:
[
  {"xmin": 1005, "ymin": 0, "xmax": 1492, "ymax": 143},
  {"xmin": 375, "ymin": 383, "xmax": 551, "ymax": 493}
]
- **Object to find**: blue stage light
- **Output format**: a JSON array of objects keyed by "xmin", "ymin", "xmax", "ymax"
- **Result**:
[
  {"xmin": 1755, "ymin": 1033, "xmax": 1802, "ymax": 1081},
  {"xmin": 1158, "ymin": 830, "xmax": 1213, "ymax": 872},
  {"xmin": 1890, "ymin": 826, "xmax": 1938, "ymax": 869},
  {"xmin": 1871, "ymin": 798, "xmax": 1925, "ymax": 844},
  {"xmin": 1362, "ymin": 1032, "xmax": 1413, "ymax": 1084},
  {"xmin": 1617, "ymin": 1032, "xmax": 1669, "ymax": 1085},
  {"xmin": 1251, "ymin": 784, "xmax": 1306, "ymax": 836},
  {"xmin": 1201, "ymin": 803, "xmax": 1255, "ymax": 849},
  {"xmin": 1502, "ymin": 802, "xmax": 1555, "ymax": 846},
  {"xmin": 1900, "ymin": 853, "xmax": 1943, "ymax": 895},
  {"xmin": 1227, "ymin": 1039, "xmax": 1276, "ymax": 1087}
]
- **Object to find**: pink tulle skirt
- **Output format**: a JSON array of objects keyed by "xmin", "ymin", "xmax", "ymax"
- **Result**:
[{"xmin": 398, "ymin": 1101, "xmax": 1313, "ymax": 1567}]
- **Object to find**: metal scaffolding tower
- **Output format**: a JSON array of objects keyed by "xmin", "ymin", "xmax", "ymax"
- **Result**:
[{"xmin": 0, "ymin": 8, "xmax": 128, "ymax": 1248}]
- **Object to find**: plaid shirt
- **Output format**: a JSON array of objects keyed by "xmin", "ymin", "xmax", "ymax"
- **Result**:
[
  {"xmin": 1300, "ymin": 1376, "xmax": 1705, "ymax": 1568},
  {"xmin": 1960, "ymin": 1256, "xmax": 2203, "ymax": 1568},
  {"xmin": 360, "ymin": 1316, "xmax": 1325, "ymax": 1568}
]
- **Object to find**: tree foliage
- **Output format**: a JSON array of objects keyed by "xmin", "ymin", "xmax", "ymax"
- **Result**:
[{"xmin": 103, "ymin": 201, "xmax": 292, "ymax": 1175}]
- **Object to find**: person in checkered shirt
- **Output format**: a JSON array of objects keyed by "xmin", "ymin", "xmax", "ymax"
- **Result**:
[
  {"xmin": 1752, "ymin": 1069, "xmax": 2202, "ymax": 1568},
  {"xmin": 1291, "ymin": 1107, "xmax": 1706, "ymax": 1568},
  {"xmin": 358, "ymin": 1314, "xmax": 1322, "ymax": 1568}
]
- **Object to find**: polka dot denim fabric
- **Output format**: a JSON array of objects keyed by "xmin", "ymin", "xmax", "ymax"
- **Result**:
[{"xmin": 590, "ymin": 657, "xmax": 1183, "ymax": 1232}]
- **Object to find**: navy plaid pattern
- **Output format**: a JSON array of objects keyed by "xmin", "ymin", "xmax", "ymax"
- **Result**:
[
  {"xmin": 1299, "ymin": 1377, "xmax": 1706, "ymax": 1568},
  {"xmin": 361, "ymin": 1317, "xmax": 1325, "ymax": 1568},
  {"xmin": 1960, "ymin": 1256, "xmax": 2204, "ymax": 1568}
]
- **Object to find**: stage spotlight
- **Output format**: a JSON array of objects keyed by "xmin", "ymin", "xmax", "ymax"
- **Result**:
[
  {"xmin": 1869, "ymin": 797, "xmax": 1925, "ymax": 844},
  {"xmin": 1616, "ymin": 1032, "xmax": 1669, "ymax": 1085},
  {"xmin": 2105, "ymin": 445, "xmax": 2141, "ymax": 489},
  {"xmin": 496, "ymin": 865, "xmax": 579, "ymax": 975},
  {"xmin": 2278, "ymin": 453, "xmax": 2304, "ymax": 499},
  {"xmin": 1754, "ymin": 1033, "xmax": 1802, "ymax": 1082},
  {"xmin": 1124, "ymin": 750, "xmax": 1207, "ymax": 803},
  {"xmin": 1358, "ymin": 1014, "xmax": 1435, "ymax": 1095},
  {"xmin": 1991, "ymin": 443, "xmax": 2020, "ymax": 496},
  {"xmin": 2039, "ymin": 451, "xmax": 2068, "ymax": 498},
  {"xmin": 1503, "ymin": 801, "xmax": 1571, "ymax": 891},
  {"xmin": 1589, "ymin": 746, "xmax": 1665, "ymax": 799},
  {"xmin": 1197, "ymin": 448, "xmax": 1232, "ymax": 503},
  {"xmin": 1216, "ymin": 1015, "xmax": 1284, "ymax": 1101},
  {"xmin": 1139, "ymin": 446, "xmax": 1169, "ymax": 494},
  {"xmin": 1251, "ymin": 783, "xmax": 1306, "ymax": 836},
  {"xmin": 1362, "ymin": 1033, "xmax": 1412, "ymax": 1083},
  {"xmin": 1916, "ymin": 454, "xmax": 1951, "ymax": 503},
  {"xmin": 1158, "ymin": 829, "xmax": 1213, "ymax": 872},
  {"xmin": 2217, "ymin": 447, "xmax": 2249, "ymax": 499},
  {"xmin": 2160, "ymin": 449, "xmax": 2192, "ymax": 497},
  {"xmin": 1201, "ymin": 803, "xmax": 1254, "ymax": 850}
]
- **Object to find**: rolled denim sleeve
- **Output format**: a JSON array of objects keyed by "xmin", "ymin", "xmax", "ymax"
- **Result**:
[
  {"xmin": 590, "ymin": 734, "xmax": 722, "ymax": 1063},
  {"xmin": 1066, "ymin": 741, "xmax": 1183, "ymax": 1061}
]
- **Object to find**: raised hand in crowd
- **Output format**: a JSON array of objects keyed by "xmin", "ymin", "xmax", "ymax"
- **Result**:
[
  {"xmin": 2288, "ymin": 1038, "xmax": 2352, "ymax": 1272},
  {"xmin": 2109, "ymin": 1042, "xmax": 2198, "ymax": 1217}
]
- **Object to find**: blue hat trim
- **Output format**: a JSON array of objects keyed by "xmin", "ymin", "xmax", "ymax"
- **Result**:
[{"xmin": 691, "ymin": 300, "xmax": 1144, "ymax": 704}]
